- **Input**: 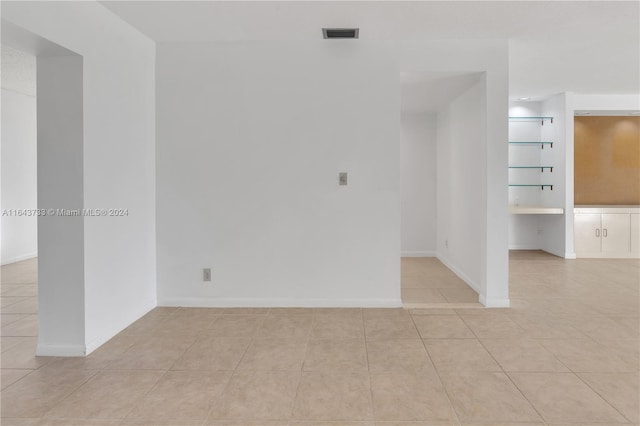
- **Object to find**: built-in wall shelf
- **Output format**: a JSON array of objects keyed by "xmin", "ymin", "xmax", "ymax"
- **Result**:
[
  {"xmin": 508, "ymin": 116, "xmax": 554, "ymax": 125},
  {"xmin": 509, "ymin": 166, "xmax": 554, "ymax": 172},
  {"xmin": 508, "ymin": 116, "xmax": 556, "ymax": 194},
  {"xmin": 508, "ymin": 141, "xmax": 554, "ymax": 148},
  {"xmin": 509, "ymin": 206, "xmax": 564, "ymax": 215},
  {"xmin": 509, "ymin": 184, "xmax": 554, "ymax": 190}
]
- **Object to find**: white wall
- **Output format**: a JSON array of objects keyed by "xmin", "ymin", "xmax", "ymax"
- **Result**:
[
  {"xmin": 1, "ymin": 88, "xmax": 37, "ymax": 264},
  {"xmin": 572, "ymin": 94, "xmax": 640, "ymax": 111},
  {"xmin": 540, "ymin": 93, "xmax": 571, "ymax": 258},
  {"xmin": 436, "ymin": 79, "xmax": 484, "ymax": 298},
  {"xmin": 157, "ymin": 39, "xmax": 509, "ymax": 308},
  {"xmin": 400, "ymin": 112, "xmax": 436, "ymax": 257},
  {"xmin": 37, "ymin": 54, "xmax": 86, "ymax": 353},
  {"xmin": 157, "ymin": 41, "xmax": 401, "ymax": 307},
  {"xmin": 2, "ymin": 2, "xmax": 156, "ymax": 355}
]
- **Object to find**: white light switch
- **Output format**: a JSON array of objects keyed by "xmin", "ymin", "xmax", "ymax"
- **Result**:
[{"xmin": 339, "ymin": 172, "xmax": 348, "ymax": 186}]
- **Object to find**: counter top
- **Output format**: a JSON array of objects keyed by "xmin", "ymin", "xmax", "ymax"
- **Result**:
[
  {"xmin": 509, "ymin": 206, "xmax": 565, "ymax": 215},
  {"xmin": 574, "ymin": 205, "xmax": 640, "ymax": 214}
]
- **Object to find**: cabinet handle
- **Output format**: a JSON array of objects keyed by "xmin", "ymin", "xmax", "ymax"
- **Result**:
[
  {"xmin": 603, "ymin": 229, "xmax": 608, "ymax": 238},
  {"xmin": 595, "ymin": 229, "xmax": 600, "ymax": 237}
]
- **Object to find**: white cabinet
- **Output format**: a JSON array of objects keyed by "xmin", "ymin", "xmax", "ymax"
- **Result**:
[
  {"xmin": 602, "ymin": 214, "xmax": 630, "ymax": 253},
  {"xmin": 574, "ymin": 207, "xmax": 639, "ymax": 258},
  {"xmin": 632, "ymin": 213, "xmax": 640, "ymax": 253},
  {"xmin": 574, "ymin": 214, "xmax": 602, "ymax": 254}
]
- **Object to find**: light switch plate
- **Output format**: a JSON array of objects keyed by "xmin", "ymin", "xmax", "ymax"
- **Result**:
[
  {"xmin": 203, "ymin": 268, "xmax": 212, "ymax": 282},
  {"xmin": 339, "ymin": 172, "xmax": 348, "ymax": 186}
]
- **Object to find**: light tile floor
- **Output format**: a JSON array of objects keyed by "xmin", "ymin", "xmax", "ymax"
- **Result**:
[
  {"xmin": 401, "ymin": 258, "xmax": 481, "ymax": 307},
  {"xmin": 0, "ymin": 251, "xmax": 638, "ymax": 425}
]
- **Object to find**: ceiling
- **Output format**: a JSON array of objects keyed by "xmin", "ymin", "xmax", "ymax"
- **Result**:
[{"xmin": 101, "ymin": 1, "xmax": 640, "ymax": 102}]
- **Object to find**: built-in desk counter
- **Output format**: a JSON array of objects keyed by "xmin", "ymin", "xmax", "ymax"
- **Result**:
[
  {"xmin": 509, "ymin": 206, "xmax": 564, "ymax": 215},
  {"xmin": 574, "ymin": 205, "xmax": 640, "ymax": 214},
  {"xmin": 574, "ymin": 205, "xmax": 639, "ymax": 258}
]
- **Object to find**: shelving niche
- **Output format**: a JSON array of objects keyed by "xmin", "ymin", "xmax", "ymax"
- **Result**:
[{"xmin": 508, "ymin": 116, "xmax": 563, "ymax": 214}]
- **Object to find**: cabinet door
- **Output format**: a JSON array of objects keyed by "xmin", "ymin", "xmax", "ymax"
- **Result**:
[
  {"xmin": 602, "ymin": 213, "xmax": 630, "ymax": 253},
  {"xmin": 631, "ymin": 213, "xmax": 640, "ymax": 253},
  {"xmin": 574, "ymin": 214, "xmax": 602, "ymax": 254}
]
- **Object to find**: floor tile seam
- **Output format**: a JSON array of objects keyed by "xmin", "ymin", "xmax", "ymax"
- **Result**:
[
  {"xmin": 121, "ymin": 367, "xmax": 220, "ymax": 424},
  {"xmin": 458, "ymin": 310, "xmax": 528, "ymax": 340},
  {"xmin": 468, "ymin": 334, "xmax": 508, "ymax": 374},
  {"xmin": 0, "ymin": 367, "xmax": 38, "ymax": 393},
  {"xmin": 572, "ymin": 371, "xmax": 638, "ymax": 424},
  {"xmin": 501, "ymin": 370, "xmax": 558, "ymax": 424},
  {"xmin": 362, "ymin": 306, "xmax": 379, "ymax": 423},
  {"xmin": 38, "ymin": 368, "xmax": 101, "ymax": 420},
  {"xmin": 202, "ymin": 323, "xmax": 267, "ymax": 423},
  {"xmin": 407, "ymin": 311, "xmax": 462, "ymax": 426},
  {"xmin": 521, "ymin": 339, "xmax": 577, "ymax": 375},
  {"xmin": 457, "ymin": 315, "xmax": 547, "ymax": 423},
  {"xmin": 284, "ymin": 336, "xmax": 309, "ymax": 421},
  {"xmin": 475, "ymin": 335, "xmax": 573, "ymax": 373}
]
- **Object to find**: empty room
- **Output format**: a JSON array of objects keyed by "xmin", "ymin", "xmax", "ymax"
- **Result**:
[{"xmin": 1, "ymin": 1, "xmax": 638, "ymax": 425}]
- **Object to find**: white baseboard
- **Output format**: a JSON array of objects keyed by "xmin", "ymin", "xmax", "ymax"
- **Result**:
[
  {"xmin": 436, "ymin": 255, "xmax": 511, "ymax": 308},
  {"xmin": 478, "ymin": 295, "xmax": 511, "ymax": 308},
  {"xmin": 1, "ymin": 252, "xmax": 37, "ymax": 266},
  {"xmin": 564, "ymin": 252, "xmax": 577, "ymax": 259},
  {"xmin": 158, "ymin": 297, "xmax": 403, "ymax": 308},
  {"xmin": 84, "ymin": 298, "xmax": 156, "ymax": 355},
  {"xmin": 36, "ymin": 343, "xmax": 85, "ymax": 357},
  {"xmin": 401, "ymin": 251, "xmax": 436, "ymax": 258},
  {"xmin": 435, "ymin": 255, "xmax": 480, "ymax": 294},
  {"xmin": 508, "ymin": 245, "xmax": 541, "ymax": 250},
  {"xmin": 575, "ymin": 252, "xmax": 640, "ymax": 259}
]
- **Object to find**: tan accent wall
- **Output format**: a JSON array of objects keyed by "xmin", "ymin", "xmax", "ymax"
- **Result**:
[{"xmin": 574, "ymin": 116, "xmax": 640, "ymax": 205}]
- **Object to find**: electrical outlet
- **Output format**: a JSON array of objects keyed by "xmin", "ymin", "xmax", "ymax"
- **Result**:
[
  {"xmin": 537, "ymin": 229, "xmax": 543, "ymax": 235},
  {"xmin": 203, "ymin": 268, "xmax": 212, "ymax": 282}
]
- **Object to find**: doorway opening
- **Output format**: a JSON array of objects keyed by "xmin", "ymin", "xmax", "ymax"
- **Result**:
[
  {"xmin": 399, "ymin": 71, "xmax": 484, "ymax": 308},
  {"xmin": 2, "ymin": 20, "xmax": 86, "ymax": 358},
  {"xmin": 1, "ymin": 45, "xmax": 40, "ymax": 360}
]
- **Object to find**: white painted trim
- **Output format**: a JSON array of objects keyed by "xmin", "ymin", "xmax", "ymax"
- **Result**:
[
  {"xmin": 564, "ymin": 252, "xmax": 577, "ymax": 259},
  {"xmin": 84, "ymin": 298, "xmax": 156, "ymax": 355},
  {"xmin": 36, "ymin": 343, "xmax": 85, "ymax": 357},
  {"xmin": 158, "ymin": 298, "xmax": 403, "ymax": 308},
  {"xmin": 401, "ymin": 251, "xmax": 436, "ymax": 257},
  {"xmin": 508, "ymin": 244, "xmax": 542, "ymax": 250},
  {"xmin": 575, "ymin": 252, "xmax": 640, "ymax": 259},
  {"xmin": 403, "ymin": 302, "xmax": 483, "ymax": 309},
  {"xmin": 435, "ymin": 255, "xmax": 480, "ymax": 294},
  {"xmin": 478, "ymin": 295, "xmax": 511, "ymax": 308},
  {"xmin": 1, "ymin": 252, "xmax": 37, "ymax": 266}
]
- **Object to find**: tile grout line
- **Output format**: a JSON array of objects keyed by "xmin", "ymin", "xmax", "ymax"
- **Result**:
[
  {"xmin": 288, "ymin": 316, "xmax": 312, "ymax": 423},
  {"xmin": 362, "ymin": 307, "xmax": 377, "ymax": 423},
  {"xmin": 202, "ymin": 311, "xmax": 268, "ymax": 424},
  {"xmin": 408, "ymin": 310, "xmax": 462, "ymax": 426},
  {"xmin": 457, "ymin": 311, "xmax": 548, "ymax": 424},
  {"xmin": 37, "ymin": 367, "xmax": 101, "ymax": 421},
  {"xmin": 573, "ymin": 371, "xmax": 637, "ymax": 424},
  {"xmin": 117, "ymin": 321, "xmax": 204, "ymax": 422}
]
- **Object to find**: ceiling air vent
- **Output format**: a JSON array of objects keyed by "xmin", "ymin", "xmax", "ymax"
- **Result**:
[{"xmin": 322, "ymin": 28, "xmax": 359, "ymax": 39}]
